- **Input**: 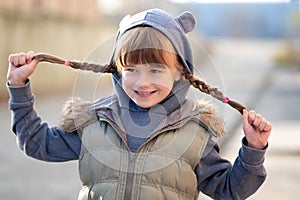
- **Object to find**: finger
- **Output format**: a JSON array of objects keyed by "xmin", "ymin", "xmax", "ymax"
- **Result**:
[
  {"xmin": 19, "ymin": 52, "xmax": 26, "ymax": 66},
  {"xmin": 9, "ymin": 54, "xmax": 18, "ymax": 68},
  {"xmin": 13, "ymin": 55, "xmax": 19, "ymax": 67},
  {"xmin": 258, "ymin": 118, "xmax": 267, "ymax": 132},
  {"xmin": 9, "ymin": 54, "xmax": 15, "ymax": 64},
  {"xmin": 26, "ymin": 57, "xmax": 40, "ymax": 74},
  {"xmin": 242, "ymin": 109, "xmax": 249, "ymax": 125},
  {"xmin": 252, "ymin": 114, "xmax": 263, "ymax": 127},
  {"xmin": 26, "ymin": 51, "xmax": 35, "ymax": 64},
  {"xmin": 248, "ymin": 110, "xmax": 256, "ymax": 125},
  {"xmin": 264, "ymin": 121, "xmax": 272, "ymax": 132}
]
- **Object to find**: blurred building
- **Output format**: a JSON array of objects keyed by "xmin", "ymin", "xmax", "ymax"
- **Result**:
[
  {"xmin": 0, "ymin": 0, "xmax": 101, "ymax": 22},
  {"xmin": 0, "ymin": 0, "xmax": 112, "ymax": 99}
]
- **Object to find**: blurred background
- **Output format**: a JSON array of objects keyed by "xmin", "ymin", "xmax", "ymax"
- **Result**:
[{"xmin": 0, "ymin": 0, "xmax": 299, "ymax": 199}]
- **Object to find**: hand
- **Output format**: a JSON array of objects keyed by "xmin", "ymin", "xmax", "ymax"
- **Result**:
[
  {"xmin": 7, "ymin": 51, "xmax": 39, "ymax": 86},
  {"xmin": 242, "ymin": 109, "xmax": 272, "ymax": 150}
]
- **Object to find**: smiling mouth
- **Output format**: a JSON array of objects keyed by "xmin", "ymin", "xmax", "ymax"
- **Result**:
[{"xmin": 135, "ymin": 90, "xmax": 157, "ymax": 97}]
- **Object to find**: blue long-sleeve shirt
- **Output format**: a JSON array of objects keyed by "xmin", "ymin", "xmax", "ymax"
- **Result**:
[{"xmin": 7, "ymin": 81, "xmax": 267, "ymax": 199}]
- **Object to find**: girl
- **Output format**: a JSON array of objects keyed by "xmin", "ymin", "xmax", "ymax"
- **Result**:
[{"xmin": 7, "ymin": 9, "xmax": 272, "ymax": 200}]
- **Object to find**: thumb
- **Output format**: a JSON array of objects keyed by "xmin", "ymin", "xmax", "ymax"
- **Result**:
[
  {"xmin": 243, "ymin": 109, "xmax": 249, "ymax": 123},
  {"xmin": 27, "ymin": 51, "xmax": 40, "ymax": 69},
  {"xmin": 20, "ymin": 56, "xmax": 40, "ymax": 80},
  {"xmin": 242, "ymin": 109, "xmax": 251, "ymax": 128},
  {"xmin": 30, "ymin": 58, "xmax": 40, "ymax": 70}
]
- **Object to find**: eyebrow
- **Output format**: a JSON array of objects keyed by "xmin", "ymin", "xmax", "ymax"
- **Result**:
[
  {"xmin": 148, "ymin": 64, "xmax": 167, "ymax": 69},
  {"xmin": 123, "ymin": 64, "xmax": 167, "ymax": 69}
]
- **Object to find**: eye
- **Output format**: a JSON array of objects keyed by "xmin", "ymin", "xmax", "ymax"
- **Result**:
[
  {"xmin": 150, "ymin": 69, "xmax": 162, "ymax": 74},
  {"xmin": 123, "ymin": 66, "xmax": 137, "ymax": 73},
  {"xmin": 127, "ymin": 68, "xmax": 137, "ymax": 72}
]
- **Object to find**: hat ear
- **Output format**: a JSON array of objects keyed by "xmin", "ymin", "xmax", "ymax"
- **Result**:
[{"xmin": 175, "ymin": 11, "xmax": 196, "ymax": 33}]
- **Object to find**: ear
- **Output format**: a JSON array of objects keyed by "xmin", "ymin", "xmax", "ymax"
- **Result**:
[
  {"xmin": 174, "ymin": 71, "xmax": 181, "ymax": 81},
  {"xmin": 175, "ymin": 11, "xmax": 196, "ymax": 33}
]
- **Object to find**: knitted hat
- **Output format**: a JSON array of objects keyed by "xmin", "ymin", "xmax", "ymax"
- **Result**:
[{"xmin": 112, "ymin": 8, "xmax": 196, "ymax": 74}]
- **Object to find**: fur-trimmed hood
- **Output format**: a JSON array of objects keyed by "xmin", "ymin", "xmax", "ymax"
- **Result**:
[{"xmin": 59, "ymin": 96, "xmax": 225, "ymax": 138}]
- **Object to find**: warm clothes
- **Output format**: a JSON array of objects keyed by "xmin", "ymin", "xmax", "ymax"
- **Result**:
[
  {"xmin": 69, "ymin": 88, "xmax": 220, "ymax": 199},
  {"xmin": 78, "ymin": 120, "xmax": 209, "ymax": 200},
  {"xmin": 7, "ymin": 81, "xmax": 267, "ymax": 199}
]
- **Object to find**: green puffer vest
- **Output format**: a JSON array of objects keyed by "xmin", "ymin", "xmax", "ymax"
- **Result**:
[{"xmin": 77, "ymin": 119, "xmax": 210, "ymax": 200}]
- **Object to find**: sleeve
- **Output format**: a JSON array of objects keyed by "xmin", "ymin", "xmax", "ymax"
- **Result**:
[
  {"xmin": 196, "ymin": 137, "xmax": 267, "ymax": 200},
  {"xmin": 7, "ymin": 80, "xmax": 82, "ymax": 162}
]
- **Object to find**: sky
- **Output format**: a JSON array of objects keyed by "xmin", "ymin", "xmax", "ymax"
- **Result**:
[
  {"xmin": 168, "ymin": 0, "xmax": 291, "ymax": 3},
  {"xmin": 96, "ymin": 0, "xmax": 299, "ymax": 14}
]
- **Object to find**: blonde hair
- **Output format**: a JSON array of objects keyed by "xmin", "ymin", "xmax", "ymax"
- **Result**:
[{"xmin": 115, "ymin": 26, "xmax": 181, "ymax": 72}]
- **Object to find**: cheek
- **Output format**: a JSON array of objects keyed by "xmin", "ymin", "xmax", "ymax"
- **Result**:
[
  {"xmin": 121, "ymin": 73, "xmax": 133, "ymax": 86},
  {"xmin": 154, "ymin": 78, "xmax": 174, "ymax": 91},
  {"xmin": 121, "ymin": 77, "xmax": 130, "ymax": 91},
  {"xmin": 159, "ymin": 72, "xmax": 178, "ymax": 89},
  {"xmin": 121, "ymin": 77, "xmax": 133, "ymax": 97},
  {"xmin": 121, "ymin": 74, "xmax": 139, "ymax": 98}
]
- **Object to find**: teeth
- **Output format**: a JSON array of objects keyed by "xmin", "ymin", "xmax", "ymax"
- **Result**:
[{"xmin": 137, "ymin": 91, "xmax": 152, "ymax": 95}]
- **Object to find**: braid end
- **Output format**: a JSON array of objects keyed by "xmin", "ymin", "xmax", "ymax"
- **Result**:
[{"xmin": 227, "ymin": 99, "xmax": 247, "ymax": 115}]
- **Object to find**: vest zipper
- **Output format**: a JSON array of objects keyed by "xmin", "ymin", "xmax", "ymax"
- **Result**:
[
  {"xmin": 122, "ymin": 124, "xmax": 189, "ymax": 199},
  {"xmin": 99, "ymin": 118, "xmax": 138, "ymax": 199},
  {"xmin": 124, "ymin": 152, "xmax": 137, "ymax": 199}
]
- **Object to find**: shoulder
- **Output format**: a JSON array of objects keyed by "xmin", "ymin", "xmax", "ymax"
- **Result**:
[
  {"xmin": 58, "ymin": 95, "xmax": 119, "ymax": 132},
  {"xmin": 193, "ymin": 101, "xmax": 225, "ymax": 138},
  {"xmin": 166, "ymin": 99, "xmax": 225, "ymax": 138},
  {"xmin": 58, "ymin": 97, "xmax": 97, "ymax": 132}
]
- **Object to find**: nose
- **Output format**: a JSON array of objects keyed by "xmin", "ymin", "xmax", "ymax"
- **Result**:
[{"xmin": 136, "ymin": 72, "xmax": 151, "ymax": 88}]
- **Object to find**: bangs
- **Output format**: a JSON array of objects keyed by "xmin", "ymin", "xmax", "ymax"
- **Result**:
[
  {"xmin": 115, "ymin": 26, "xmax": 181, "ymax": 71},
  {"xmin": 119, "ymin": 48, "xmax": 179, "ymax": 68}
]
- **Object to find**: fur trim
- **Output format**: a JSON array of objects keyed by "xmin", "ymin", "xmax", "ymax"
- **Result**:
[
  {"xmin": 59, "ymin": 98, "xmax": 224, "ymax": 137},
  {"xmin": 59, "ymin": 97, "xmax": 97, "ymax": 132},
  {"xmin": 197, "ymin": 101, "xmax": 225, "ymax": 137}
]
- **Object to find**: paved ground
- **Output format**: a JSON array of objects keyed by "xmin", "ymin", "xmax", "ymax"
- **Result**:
[{"xmin": 1, "ymin": 39, "xmax": 299, "ymax": 199}]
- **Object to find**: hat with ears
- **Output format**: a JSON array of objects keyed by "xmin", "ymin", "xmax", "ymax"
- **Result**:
[{"xmin": 112, "ymin": 8, "xmax": 196, "ymax": 74}]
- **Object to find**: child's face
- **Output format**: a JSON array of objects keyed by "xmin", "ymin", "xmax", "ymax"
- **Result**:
[{"xmin": 121, "ymin": 63, "xmax": 180, "ymax": 108}]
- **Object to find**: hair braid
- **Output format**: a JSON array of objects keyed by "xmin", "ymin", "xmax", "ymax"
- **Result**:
[
  {"xmin": 33, "ymin": 53, "xmax": 117, "ymax": 74},
  {"xmin": 32, "ymin": 53, "xmax": 247, "ymax": 114},
  {"xmin": 181, "ymin": 68, "xmax": 247, "ymax": 115}
]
